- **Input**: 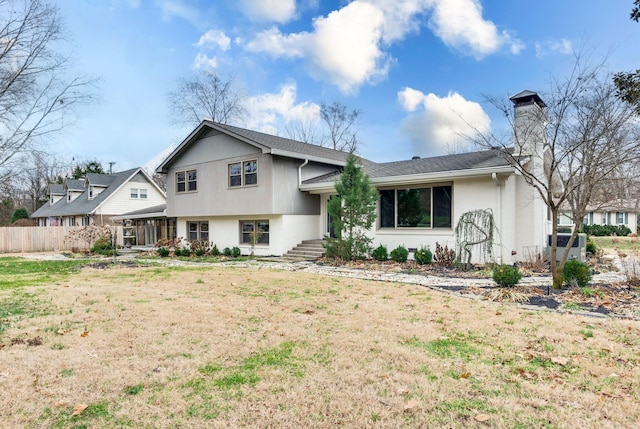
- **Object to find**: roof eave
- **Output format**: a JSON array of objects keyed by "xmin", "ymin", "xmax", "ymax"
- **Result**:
[
  {"xmin": 270, "ymin": 148, "xmax": 346, "ymax": 166},
  {"xmin": 299, "ymin": 165, "xmax": 516, "ymax": 194}
]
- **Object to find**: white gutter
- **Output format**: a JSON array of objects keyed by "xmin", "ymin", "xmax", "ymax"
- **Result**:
[{"xmin": 298, "ymin": 159, "xmax": 309, "ymax": 186}]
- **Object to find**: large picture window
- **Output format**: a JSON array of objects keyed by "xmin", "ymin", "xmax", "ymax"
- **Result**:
[
  {"xmin": 379, "ymin": 185, "xmax": 452, "ymax": 229},
  {"xmin": 176, "ymin": 169, "xmax": 197, "ymax": 193},
  {"xmin": 229, "ymin": 160, "xmax": 258, "ymax": 188},
  {"xmin": 188, "ymin": 221, "xmax": 209, "ymax": 241},
  {"xmin": 240, "ymin": 220, "xmax": 269, "ymax": 244}
]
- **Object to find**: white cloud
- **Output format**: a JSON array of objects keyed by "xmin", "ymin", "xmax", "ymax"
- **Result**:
[
  {"xmin": 535, "ymin": 38, "xmax": 573, "ymax": 59},
  {"xmin": 192, "ymin": 53, "xmax": 218, "ymax": 71},
  {"xmin": 155, "ymin": 0, "xmax": 201, "ymax": 26},
  {"xmin": 238, "ymin": 0, "xmax": 297, "ymax": 23},
  {"xmin": 243, "ymin": 0, "xmax": 521, "ymax": 93},
  {"xmin": 244, "ymin": 82, "xmax": 320, "ymax": 133},
  {"xmin": 195, "ymin": 30, "xmax": 231, "ymax": 51},
  {"xmin": 426, "ymin": 0, "xmax": 524, "ymax": 59},
  {"xmin": 245, "ymin": 1, "xmax": 389, "ymax": 94},
  {"xmin": 244, "ymin": 27, "xmax": 307, "ymax": 58},
  {"xmin": 397, "ymin": 88, "xmax": 491, "ymax": 156}
]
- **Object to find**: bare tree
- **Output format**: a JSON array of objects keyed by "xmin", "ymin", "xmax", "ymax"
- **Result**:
[
  {"xmin": 17, "ymin": 151, "xmax": 69, "ymax": 212},
  {"xmin": 285, "ymin": 117, "xmax": 322, "ymax": 145},
  {"xmin": 0, "ymin": 0, "xmax": 95, "ymax": 185},
  {"xmin": 478, "ymin": 57, "xmax": 640, "ymax": 289},
  {"xmin": 320, "ymin": 101, "xmax": 362, "ymax": 153},
  {"xmin": 167, "ymin": 72, "xmax": 246, "ymax": 127}
]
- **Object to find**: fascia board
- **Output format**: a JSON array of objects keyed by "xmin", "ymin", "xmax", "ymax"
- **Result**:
[
  {"xmin": 269, "ymin": 148, "xmax": 346, "ymax": 166},
  {"xmin": 299, "ymin": 165, "xmax": 516, "ymax": 193}
]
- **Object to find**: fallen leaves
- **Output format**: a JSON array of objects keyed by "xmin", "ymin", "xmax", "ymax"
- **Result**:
[
  {"xmin": 474, "ymin": 413, "xmax": 491, "ymax": 422},
  {"xmin": 71, "ymin": 403, "xmax": 87, "ymax": 416},
  {"xmin": 80, "ymin": 330, "xmax": 89, "ymax": 337}
]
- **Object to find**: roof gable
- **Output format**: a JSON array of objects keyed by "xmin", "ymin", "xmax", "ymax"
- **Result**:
[{"xmin": 157, "ymin": 120, "xmax": 356, "ymax": 173}]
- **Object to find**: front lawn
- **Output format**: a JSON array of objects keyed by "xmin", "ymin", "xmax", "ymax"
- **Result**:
[{"xmin": 0, "ymin": 261, "xmax": 638, "ymax": 428}]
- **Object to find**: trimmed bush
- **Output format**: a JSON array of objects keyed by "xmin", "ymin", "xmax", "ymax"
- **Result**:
[
  {"xmin": 157, "ymin": 247, "xmax": 170, "ymax": 257},
  {"xmin": 582, "ymin": 224, "xmax": 631, "ymax": 237},
  {"xmin": 223, "ymin": 247, "xmax": 232, "ymax": 257},
  {"xmin": 371, "ymin": 244, "xmax": 388, "ymax": 261},
  {"xmin": 492, "ymin": 264, "xmax": 523, "ymax": 287},
  {"xmin": 195, "ymin": 248, "xmax": 205, "ymax": 257},
  {"xmin": 231, "ymin": 246, "xmax": 241, "ymax": 258},
  {"xmin": 586, "ymin": 237, "xmax": 597, "ymax": 255},
  {"xmin": 563, "ymin": 259, "xmax": 592, "ymax": 287},
  {"xmin": 414, "ymin": 246, "xmax": 433, "ymax": 265},
  {"xmin": 390, "ymin": 245, "xmax": 409, "ymax": 263},
  {"xmin": 180, "ymin": 247, "xmax": 192, "ymax": 257},
  {"xmin": 210, "ymin": 244, "xmax": 220, "ymax": 256}
]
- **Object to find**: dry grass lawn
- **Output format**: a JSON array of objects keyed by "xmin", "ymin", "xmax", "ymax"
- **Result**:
[{"xmin": 1, "ymin": 263, "xmax": 639, "ymax": 428}]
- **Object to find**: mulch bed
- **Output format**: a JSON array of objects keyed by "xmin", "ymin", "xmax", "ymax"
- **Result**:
[{"xmin": 317, "ymin": 259, "xmax": 640, "ymax": 318}]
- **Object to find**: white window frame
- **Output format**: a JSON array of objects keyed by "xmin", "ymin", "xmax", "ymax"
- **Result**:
[{"xmin": 130, "ymin": 188, "xmax": 139, "ymax": 199}]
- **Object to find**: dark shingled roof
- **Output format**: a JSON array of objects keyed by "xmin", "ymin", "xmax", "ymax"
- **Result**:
[
  {"xmin": 213, "ymin": 122, "xmax": 360, "ymax": 164},
  {"xmin": 31, "ymin": 168, "xmax": 141, "ymax": 219}
]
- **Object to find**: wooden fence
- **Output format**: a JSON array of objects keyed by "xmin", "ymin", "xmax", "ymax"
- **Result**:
[{"xmin": 0, "ymin": 226, "xmax": 123, "ymax": 253}]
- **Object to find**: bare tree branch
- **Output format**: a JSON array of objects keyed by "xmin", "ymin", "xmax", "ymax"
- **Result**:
[
  {"xmin": 167, "ymin": 71, "xmax": 246, "ymax": 126},
  {"xmin": 0, "ymin": 0, "xmax": 96, "ymax": 180}
]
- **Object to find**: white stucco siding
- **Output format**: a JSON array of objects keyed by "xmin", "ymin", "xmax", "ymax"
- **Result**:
[
  {"xmin": 371, "ymin": 177, "xmax": 500, "ymax": 262},
  {"xmin": 514, "ymin": 173, "xmax": 548, "ymax": 261},
  {"xmin": 176, "ymin": 215, "xmax": 319, "ymax": 256}
]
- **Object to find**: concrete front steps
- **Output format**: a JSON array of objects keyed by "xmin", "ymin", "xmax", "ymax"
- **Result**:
[{"xmin": 285, "ymin": 239, "xmax": 326, "ymax": 259}]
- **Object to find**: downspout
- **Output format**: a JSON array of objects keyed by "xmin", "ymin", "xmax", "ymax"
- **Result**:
[
  {"xmin": 298, "ymin": 159, "xmax": 309, "ymax": 186},
  {"xmin": 492, "ymin": 173, "xmax": 502, "ymax": 264}
]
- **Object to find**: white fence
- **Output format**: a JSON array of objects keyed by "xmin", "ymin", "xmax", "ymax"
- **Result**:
[{"xmin": 0, "ymin": 226, "xmax": 123, "ymax": 253}]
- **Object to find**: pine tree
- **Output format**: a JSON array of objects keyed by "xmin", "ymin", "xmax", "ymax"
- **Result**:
[{"xmin": 325, "ymin": 154, "xmax": 378, "ymax": 260}]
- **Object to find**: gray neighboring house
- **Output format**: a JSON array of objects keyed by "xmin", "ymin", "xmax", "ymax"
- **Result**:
[
  {"xmin": 156, "ymin": 91, "xmax": 551, "ymax": 263},
  {"xmin": 31, "ymin": 168, "xmax": 167, "ymax": 241}
]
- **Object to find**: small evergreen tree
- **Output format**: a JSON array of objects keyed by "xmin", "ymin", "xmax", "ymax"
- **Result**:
[
  {"xmin": 11, "ymin": 208, "xmax": 29, "ymax": 223},
  {"xmin": 325, "ymin": 154, "xmax": 378, "ymax": 260}
]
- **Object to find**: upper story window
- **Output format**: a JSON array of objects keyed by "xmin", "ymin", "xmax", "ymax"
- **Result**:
[
  {"xmin": 130, "ymin": 188, "xmax": 148, "ymax": 199},
  {"xmin": 229, "ymin": 160, "xmax": 258, "ymax": 188},
  {"xmin": 176, "ymin": 169, "xmax": 197, "ymax": 193},
  {"xmin": 89, "ymin": 185, "xmax": 94, "ymax": 200},
  {"xmin": 379, "ymin": 185, "xmax": 452, "ymax": 229},
  {"xmin": 67, "ymin": 191, "xmax": 72, "ymax": 202}
]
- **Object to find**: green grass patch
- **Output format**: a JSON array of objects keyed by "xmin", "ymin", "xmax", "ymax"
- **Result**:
[
  {"xmin": 0, "ymin": 290, "xmax": 52, "ymax": 333},
  {"xmin": 404, "ymin": 336, "xmax": 481, "ymax": 361},
  {"xmin": 0, "ymin": 257, "xmax": 87, "ymax": 290}
]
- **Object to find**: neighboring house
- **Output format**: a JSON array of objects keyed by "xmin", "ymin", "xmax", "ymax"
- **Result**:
[
  {"xmin": 558, "ymin": 200, "xmax": 638, "ymax": 233},
  {"xmin": 156, "ymin": 91, "xmax": 550, "ymax": 264},
  {"xmin": 31, "ymin": 168, "xmax": 167, "ymax": 235}
]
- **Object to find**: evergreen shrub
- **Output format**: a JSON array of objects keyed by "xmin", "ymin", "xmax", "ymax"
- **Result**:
[
  {"xmin": 563, "ymin": 260, "xmax": 592, "ymax": 287},
  {"xmin": 390, "ymin": 245, "xmax": 409, "ymax": 263},
  {"xmin": 371, "ymin": 244, "xmax": 388, "ymax": 261},
  {"xmin": 492, "ymin": 264, "xmax": 522, "ymax": 287},
  {"xmin": 414, "ymin": 246, "xmax": 433, "ymax": 265}
]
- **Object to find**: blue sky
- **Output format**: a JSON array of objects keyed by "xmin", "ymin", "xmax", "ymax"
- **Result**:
[{"xmin": 51, "ymin": 0, "xmax": 639, "ymax": 172}]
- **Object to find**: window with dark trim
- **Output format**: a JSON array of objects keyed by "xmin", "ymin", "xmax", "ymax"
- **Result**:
[
  {"xmin": 229, "ymin": 160, "xmax": 258, "ymax": 188},
  {"xmin": 240, "ymin": 220, "xmax": 269, "ymax": 244},
  {"xmin": 379, "ymin": 185, "xmax": 452, "ymax": 229},
  {"xmin": 188, "ymin": 221, "xmax": 209, "ymax": 241},
  {"xmin": 176, "ymin": 169, "xmax": 197, "ymax": 193}
]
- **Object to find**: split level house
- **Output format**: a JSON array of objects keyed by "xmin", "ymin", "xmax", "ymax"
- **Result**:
[
  {"xmin": 156, "ymin": 90, "xmax": 551, "ymax": 264},
  {"xmin": 31, "ymin": 167, "xmax": 168, "ymax": 245}
]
